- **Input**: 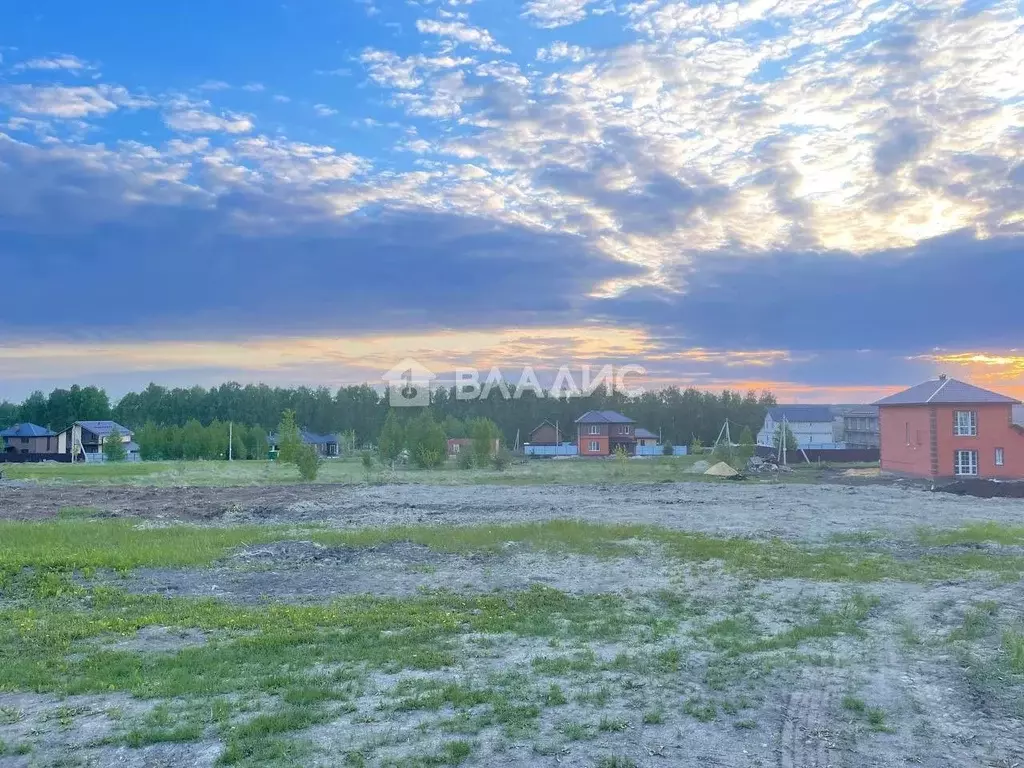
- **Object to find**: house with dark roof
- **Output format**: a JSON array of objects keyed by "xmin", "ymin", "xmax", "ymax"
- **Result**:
[
  {"xmin": 756, "ymin": 405, "xmax": 839, "ymax": 449},
  {"xmin": 575, "ymin": 410, "xmax": 637, "ymax": 456},
  {"xmin": 634, "ymin": 427, "xmax": 659, "ymax": 448},
  {"xmin": 527, "ymin": 420, "xmax": 563, "ymax": 446},
  {"xmin": 267, "ymin": 429, "xmax": 340, "ymax": 457},
  {"xmin": 1, "ymin": 423, "xmax": 57, "ymax": 455},
  {"xmin": 875, "ymin": 375, "xmax": 1024, "ymax": 479},
  {"xmin": 56, "ymin": 420, "xmax": 140, "ymax": 462}
]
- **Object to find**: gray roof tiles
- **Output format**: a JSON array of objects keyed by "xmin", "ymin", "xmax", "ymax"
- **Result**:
[
  {"xmin": 574, "ymin": 410, "xmax": 636, "ymax": 424},
  {"xmin": 875, "ymin": 378, "xmax": 1019, "ymax": 406},
  {"xmin": 76, "ymin": 420, "xmax": 133, "ymax": 438}
]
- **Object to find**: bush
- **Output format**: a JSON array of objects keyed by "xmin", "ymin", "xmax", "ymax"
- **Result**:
[
  {"xmin": 277, "ymin": 409, "xmax": 302, "ymax": 464},
  {"xmin": 492, "ymin": 448, "xmax": 512, "ymax": 471},
  {"xmin": 103, "ymin": 427, "xmax": 127, "ymax": 463},
  {"xmin": 295, "ymin": 445, "xmax": 322, "ymax": 481},
  {"xmin": 407, "ymin": 411, "xmax": 447, "ymax": 469},
  {"xmin": 468, "ymin": 417, "xmax": 499, "ymax": 466},
  {"xmin": 456, "ymin": 449, "xmax": 474, "ymax": 469},
  {"xmin": 360, "ymin": 451, "xmax": 374, "ymax": 471},
  {"xmin": 662, "ymin": 442, "xmax": 674, "ymax": 456},
  {"xmin": 689, "ymin": 436, "xmax": 704, "ymax": 455}
]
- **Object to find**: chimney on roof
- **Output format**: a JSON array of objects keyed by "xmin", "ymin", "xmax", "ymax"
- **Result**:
[{"xmin": 938, "ymin": 373, "xmax": 947, "ymax": 381}]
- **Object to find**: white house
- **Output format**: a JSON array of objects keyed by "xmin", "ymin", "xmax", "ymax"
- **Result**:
[
  {"xmin": 756, "ymin": 406, "xmax": 840, "ymax": 449},
  {"xmin": 56, "ymin": 420, "xmax": 141, "ymax": 462}
]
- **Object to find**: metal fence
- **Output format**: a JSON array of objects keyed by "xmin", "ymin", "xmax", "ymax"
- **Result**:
[{"xmin": 525, "ymin": 444, "xmax": 689, "ymax": 457}]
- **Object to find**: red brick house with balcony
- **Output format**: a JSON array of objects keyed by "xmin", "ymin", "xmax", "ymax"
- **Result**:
[
  {"xmin": 875, "ymin": 375, "xmax": 1024, "ymax": 480},
  {"xmin": 575, "ymin": 410, "xmax": 637, "ymax": 456}
]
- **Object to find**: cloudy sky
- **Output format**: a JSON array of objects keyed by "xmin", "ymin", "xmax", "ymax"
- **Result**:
[{"xmin": 1, "ymin": 0, "xmax": 1022, "ymax": 403}]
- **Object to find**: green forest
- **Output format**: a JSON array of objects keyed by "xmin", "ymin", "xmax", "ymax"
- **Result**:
[{"xmin": 0, "ymin": 381, "xmax": 776, "ymax": 452}]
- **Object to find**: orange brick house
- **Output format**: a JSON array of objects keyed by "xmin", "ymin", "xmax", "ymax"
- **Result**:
[
  {"xmin": 875, "ymin": 375, "xmax": 1024, "ymax": 480},
  {"xmin": 575, "ymin": 410, "xmax": 637, "ymax": 456}
]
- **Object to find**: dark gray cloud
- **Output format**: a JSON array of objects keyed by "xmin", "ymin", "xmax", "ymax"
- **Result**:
[{"xmin": 590, "ymin": 230, "xmax": 1024, "ymax": 352}]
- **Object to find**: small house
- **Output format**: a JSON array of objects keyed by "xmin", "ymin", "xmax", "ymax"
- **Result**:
[
  {"xmin": 575, "ymin": 410, "xmax": 636, "ymax": 456},
  {"xmin": 527, "ymin": 420, "xmax": 563, "ymax": 446},
  {"xmin": 1, "ymin": 423, "xmax": 58, "ymax": 455},
  {"xmin": 756, "ymin": 406, "xmax": 838, "ymax": 449},
  {"xmin": 634, "ymin": 427, "xmax": 659, "ymax": 448}
]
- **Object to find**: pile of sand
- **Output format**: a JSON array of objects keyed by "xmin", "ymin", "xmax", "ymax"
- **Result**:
[{"xmin": 704, "ymin": 461, "xmax": 740, "ymax": 478}]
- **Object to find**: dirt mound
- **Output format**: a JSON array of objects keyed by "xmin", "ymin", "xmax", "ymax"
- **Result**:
[
  {"xmin": 704, "ymin": 461, "xmax": 740, "ymax": 478},
  {"xmin": 936, "ymin": 479, "xmax": 1024, "ymax": 499}
]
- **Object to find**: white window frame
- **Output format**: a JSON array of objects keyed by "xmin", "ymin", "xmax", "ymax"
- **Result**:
[
  {"xmin": 588, "ymin": 425, "xmax": 600, "ymax": 435},
  {"xmin": 588, "ymin": 440, "xmax": 600, "ymax": 452},
  {"xmin": 954, "ymin": 410, "xmax": 977, "ymax": 437},
  {"xmin": 995, "ymin": 447, "xmax": 1004, "ymax": 467},
  {"xmin": 954, "ymin": 450, "xmax": 978, "ymax": 476}
]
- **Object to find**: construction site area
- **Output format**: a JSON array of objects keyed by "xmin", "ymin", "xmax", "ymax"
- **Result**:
[{"xmin": 1, "ymin": 477, "xmax": 1023, "ymax": 767}]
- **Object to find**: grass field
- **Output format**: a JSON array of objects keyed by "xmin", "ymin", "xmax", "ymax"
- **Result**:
[
  {"xmin": 0, "ymin": 456, "xmax": 726, "ymax": 487},
  {"xmin": 1, "ymin": 508, "xmax": 1023, "ymax": 766}
]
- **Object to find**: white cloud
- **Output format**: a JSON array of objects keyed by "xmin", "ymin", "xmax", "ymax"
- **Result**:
[
  {"xmin": 522, "ymin": 0, "xmax": 596, "ymax": 28},
  {"xmin": 1, "ymin": 85, "xmax": 150, "ymax": 118},
  {"xmin": 241, "ymin": 83, "xmax": 266, "ymax": 92},
  {"xmin": 273, "ymin": 94, "xmax": 292, "ymax": 103},
  {"xmin": 14, "ymin": 54, "xmax": 91, "ymax": 71},
  {"xmin": 536, "ymin": 41, "xmax": 591, "ymax": 62},
  {"xmin": 198, "ymin": 80, "xmax": 231, "ymax": 91},
  {"xmin": 415, "ymin": 19, "xmax": 510, "ymax": 53},
  {"xmin": 165, "ymin": 109, "xmax": 254, "ymax": 134},
  {"xmin": 233, "ymin": 136, "xmax": 371, "ymax": 184},
  {"xmin": 314, "ymin": 104, "xmax": 339, "ymax": 117}
]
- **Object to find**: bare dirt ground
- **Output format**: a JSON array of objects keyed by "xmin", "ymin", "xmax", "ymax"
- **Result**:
[
  {"xmin": 2, "ymin": 481, "xmax": 1023, "ymax": 767},
  {"xmin": 3, "ymin": 480, "xmax": 1024, "ymax": 540}
]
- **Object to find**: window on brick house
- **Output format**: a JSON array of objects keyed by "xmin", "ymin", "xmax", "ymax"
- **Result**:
[
  {"xmin": 954, "ymin": 450, "xmax": 978, "ymax": 476},
  {"xmin": 954, "ymin": 411, "xmax": 977, "ymax": 436},
  {"xmin": 995, "ymin": 447, "xmax": 1004, "ymax": 467},
  {"xmin": 588, "ymin": 440, "xmax": 599, "ymax": 452},
  {"xmin": 588, "ymin": 425, "xmax": 600, "ymax": 435}
]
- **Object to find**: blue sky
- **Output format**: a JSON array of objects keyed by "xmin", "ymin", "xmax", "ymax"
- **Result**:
[{"xmin": 1, "ymin": 0, "xmax": 1022, "ymax": 402}]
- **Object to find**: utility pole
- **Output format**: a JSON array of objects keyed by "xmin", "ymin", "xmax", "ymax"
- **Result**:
[{"xmin": 229, "ymin": 422, "xmax": 233, "ymax": 461}]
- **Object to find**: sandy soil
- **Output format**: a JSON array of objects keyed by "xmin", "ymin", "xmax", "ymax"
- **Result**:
[
  {"xmin": 2, "ymin": 481, "xmax": 1023, "ymax": 767},
  {"xmin": 4, "ymin": 480, "xmax": 1024, "ymax": 542}
]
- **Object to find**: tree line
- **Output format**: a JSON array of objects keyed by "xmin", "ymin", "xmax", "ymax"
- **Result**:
[{"xmin": 0, "ymin": 380, "xmax": 777, "ymax": 450}]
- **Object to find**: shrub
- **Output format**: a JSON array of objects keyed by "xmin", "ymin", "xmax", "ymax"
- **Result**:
[
  {"xmin": 276, "ymin": 409, "xmax": 302, "ymax": 464},
  {"xmin": 378, "ymin": 411, "xmax": 405, "ymax": 466},
  {"xmin": 662, "ymin": 441, "xmax": 674, "ymax": 456},
  {"xmin": 407, "ymin": 411, "xmax": 447, "ymax": 469},
  {"xmin": 492, "ymin": 448, "xmax": 512, "ymax": 471},
  {"xmin": 360, "ymin": 451, "xmax": 374, "ymax": 471},
  {"xmin": 689, "ymin": 436, "xmax": 704, "ymax": 455},
  {"xmin": 295, "ymin": 445, "xmax": 322, "ymax": 481},
  {"xmin": 103, "ymin": 428, "xmax": 127, "ymax": 463},
  {"xmin": 469, "ymin": 417, "xmax": 500, "ymax": 466},
  {"xmin": 456, "ymin": 449, "xmax": 474, "ymax": 469}
]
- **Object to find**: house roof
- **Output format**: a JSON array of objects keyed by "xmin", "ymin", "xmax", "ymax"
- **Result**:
[
  {"xmin": 529, "ymin": 419, "xmax": 559, "ymax": 435},
  {"xmin": 575, "ymin": 410, "xmax": 635, "ymax": 424},
  {"xmin": 874, "ymin": 377, "xmax": 1020, "ymax": 406},
  {"xmin": 767, "ymin": 406, "xmax": 834, "ymax": 423},
  {"xmin": 300, "ymin": 430, "xmax": 337, "ymax": 445},
  {"xmin": 75, "ymin": 420, "xmax": 133, "ymax": 438},
  {"xmin": 843, "ymin": 406, "xmax": 879, "ymax": 418},
  {"xmin": 0, "ymin": 422, "xmax": 55, "ymax": 438},
  {"xmin": 634, "ymin": 427, "xmax": 658, "ymax": 439},
  {"xmin": 269, "ymin": 429, "xmax": 337, "ymax": 445}
]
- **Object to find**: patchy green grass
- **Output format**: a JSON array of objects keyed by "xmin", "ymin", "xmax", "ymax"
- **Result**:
[
  {"xmin": 2, "ymin": 456, "xmax": 707, "ymax": 488},
  {"xmin": 1003, "ymin": 631, "xmax": 1024, "ymax": 674},
  {"xmin": 6, "ymin": 518, "xmax": 1024, "ymax": 590},
  {"xmin": 919, "ymin": 522, "xmax": 1024, "ymax": 547}
]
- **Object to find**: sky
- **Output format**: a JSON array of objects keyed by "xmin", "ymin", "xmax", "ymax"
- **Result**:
[{"xmin": 0, "ymin": 0, "xmax": 1022, "ymax": 403}]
